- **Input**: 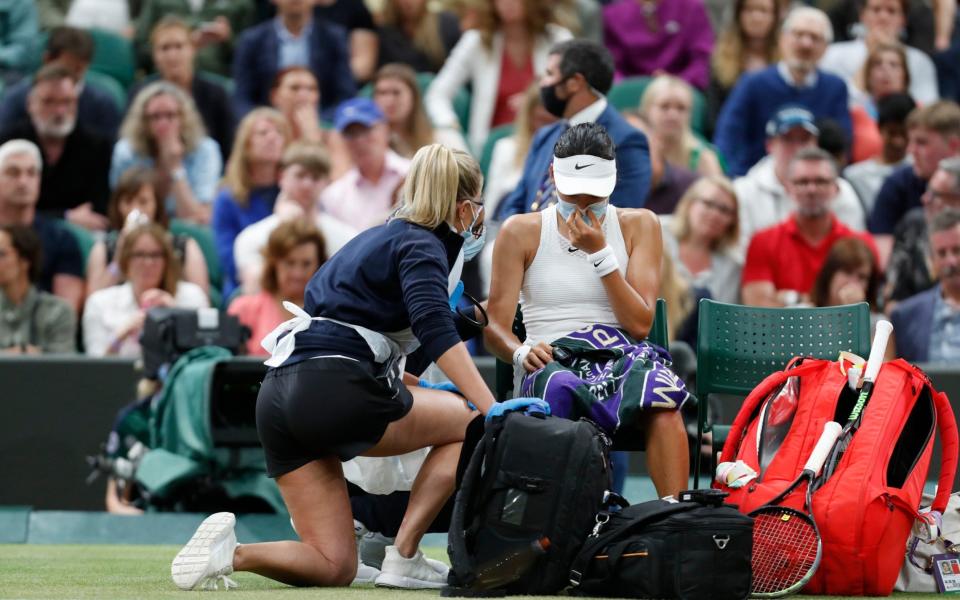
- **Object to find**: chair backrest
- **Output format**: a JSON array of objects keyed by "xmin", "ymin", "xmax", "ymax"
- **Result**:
[
  {"xmin": 695, "ymin": 300, "xmax": 872, "ymax": 400},
  {"xmin": 478, "ymin": 123, "xmax": 515, "ymax": 180},
  {"xmin": 169, "ymin": 218, "xmax": 222, "ymax": 294},
  {"xmin": 61, "ymin": 220, "xmax": 96, "ymax": 270},
  {"xmin": 84, "ymin": 70, "xmax": 126, "ymax": 113},
  {"xmin": 607, "ymin": 76, "xmax": 708, "ymax": 135},
  {"xmin": 89, "ymin": 28, "xmax": 135, "ymax": 90}
]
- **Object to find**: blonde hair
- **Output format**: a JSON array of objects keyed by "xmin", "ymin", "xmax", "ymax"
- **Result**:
[
  {"xmin": 671, "ymin": 175, "xmax": 740, "ymax": 252},
  {"xmin": 712, "ymin": 0, "xmax": 782, "ymax": 89},
  {"xmin": 639, "ymin": 75, "xmax": 699, "ymax": 166},
  {"xmin": 222, "ymin": 107, "xmax": 290, "ymax": 206},
  {"xmin": 121, "ymin": 81, "xmax": 206, "ymax": 157},
  {"xmin": 397, "ymin": 145, "xmax": 482, "ymax": 229},
  {"xmin": 659, "ymin": 252, "xmax": 693, "ymax": 343}
]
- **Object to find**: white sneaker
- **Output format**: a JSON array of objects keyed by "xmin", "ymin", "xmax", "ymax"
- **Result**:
[
  {"xmin": 351, "ymin": 520, "xmax": 380, "ymax": 585},
  {"xmin": 171, "ymin": 512, "xmax": 238, "ymax": 590},
  {"xmin": 375, "ymin": 545, "xmax": 449, "ymax": 589}
]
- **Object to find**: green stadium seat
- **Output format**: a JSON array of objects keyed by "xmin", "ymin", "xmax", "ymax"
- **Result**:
[
  {"xmin": 607, "ymin": 76, "xmax": 709, "ymax": 136},
  {"xmin": 61, "ymin": 220, "xmax": 97, "ymax": 270},
  {"xmin": 196, "ymin": 71, "xmax": 235, "ymax": 96},
  {"xmin": 478, "ymin": 124, "xmax": 515, "ymax": 180},
  {"xmin": 169, "ymin": 219, "xmax": 222, "ymax": 303},
  {"xmin": 693, "ymin": 300, "xmax": 871, "ymax": 488},
  {"xmin": 89, "ymin": 28, "xmax": 135, "ymax": 90},
  {"xmin": 84, "ymin": 70, "xmax": 126, "ymax": 113}
]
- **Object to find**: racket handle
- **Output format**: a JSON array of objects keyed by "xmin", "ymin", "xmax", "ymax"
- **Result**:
[
  {"xmin": 805, "ymin": 421, "xmax": 842, "ymax": 475},
  {"xmin": 863, "ymin": 320, "xmax": 893, "ymax": 384}
]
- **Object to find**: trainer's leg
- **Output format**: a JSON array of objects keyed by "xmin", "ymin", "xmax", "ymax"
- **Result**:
[
  {"xmin": 232, "ymin": 457, "xmax": 357, "ymax": 586},
  {"xmin": 363, "ymin": 387, "xmax": 475, "ymax": 557},
  {"xmin": 642, "ymin": 409, "xmax": 689, "ymax": 498}
]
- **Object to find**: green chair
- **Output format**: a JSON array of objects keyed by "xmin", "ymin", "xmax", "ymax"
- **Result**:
[
  {"xmin": 196, "ymin": 71, "xmax": 235, "ymax": 96},
  {"xmin": 693, "ymin": 300, "xmax": 872, "ymax": 488},
  {"xmin": 89, "ymin": 28, "xmax": 135, "ymax": 90},
  {"xmin": 607, "ymin": 76, "xmax": 709, "ymax": 136},
  {"xmin": 169, "ymin": 219, "xmax": 222, "ymax": 306},
  {"xmin": 417, "ymin": 72, "xmax": 471, "ymax": 136},
  {"xmin": 61, "ymin": 220, "xmax": 97, "ymax": 270},
  {"xmin": 478, "ymin": 124, "xmax": 515, "ymax": 180},
  {"xmin": 84, "ymin": 70, "xmax": 127, "ymax": 113},
  {"xmin": 494, "ymin": 298, "xmax": 669, "ymax": 451}
]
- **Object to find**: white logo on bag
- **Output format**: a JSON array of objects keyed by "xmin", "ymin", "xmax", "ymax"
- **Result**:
[{"xmin": 713, "ymin": 534, "xmax": 730, "ymax": 550}]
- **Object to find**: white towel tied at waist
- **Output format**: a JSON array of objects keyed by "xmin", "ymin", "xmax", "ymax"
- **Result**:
[{"xmin": 261, "ymin": 301, "xmax": 401, "ymax": 367}]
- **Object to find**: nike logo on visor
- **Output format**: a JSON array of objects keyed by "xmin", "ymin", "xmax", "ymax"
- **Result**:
[{"xmin": 574, "ymin": 163, "xmax": 594, "ymax": 170}]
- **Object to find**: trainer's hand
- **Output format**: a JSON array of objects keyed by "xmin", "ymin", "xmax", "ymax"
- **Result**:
[
  {"xmin": 485, "ymin": 397, "xmax": 551, "ymax": 422},
  {"xmin": 523, "ymin": 342, "xmax": 554, "ymax": 372}
]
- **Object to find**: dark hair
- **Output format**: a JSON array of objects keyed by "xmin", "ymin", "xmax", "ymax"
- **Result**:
[
  {"xmin": 810, "ymin": 237, "xmax": 881, "ymax": 311},
  {"xmin": 270, "ymin": 66, "xmax": 319, "ymax": 92},
  {"xmin": 261, "ymin": 220, "xmax": 327, "ymax": 295},
  {"xmin": 45, "ymin": 26, "xmax": 94, "ymax": 63},
  {"xmin": 32, "ymin": 63, "xmax": 77, "ymax": 87},
  {"xmin": 107, "ymin": 166, "xmax": 164, "ymax": 230},
  {"xmin": 876, "ymin": 93, "xmax": 917, "ymax": 127},
  {"xmin": 550, "ymin": 39, "xmax": 615, "ymax": 95},
  {"xmin": 789, "ymin": 146, "xmax": 839, "ymax": 178},
  {"xmin": 856, "ymin": 0, "xmax": 909, "ymax": 15},
  {"xmin": 553, "ymin": 122, "xmax": 615, "ymax": 160},
  {"xmin": 930, "ymin": 208, "xmax": 960, "ymax": 235},
  {"xmin": 0, "ymin": 225, "xmax": 42, "ymax": 283},
  {"xmin": 815, "ymin": 118, "xmax": 848, "ymax": 161}
]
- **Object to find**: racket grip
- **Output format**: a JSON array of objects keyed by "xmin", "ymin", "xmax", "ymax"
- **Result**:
[
  {"xmin": 805, "ymin": 421, "xmax": 842, "ymax": 475},
  {"xmin": 863, "ymin": 320, "xmax": 893, "ymax": 384}
]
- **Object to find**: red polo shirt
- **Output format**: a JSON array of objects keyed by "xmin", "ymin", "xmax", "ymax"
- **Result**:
[{"xmin": 741, "ymin": 215, "xmax": 878, "ymax": 294}]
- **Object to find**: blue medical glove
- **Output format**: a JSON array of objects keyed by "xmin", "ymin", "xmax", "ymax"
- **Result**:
[
  {"xmin": 448, "ymin": 281, "xmax": 464, "ymax": 311},
  {"xmin": 485, "ymin": 397, "xmax": 551, "ymax": 422},
  {"xmin": 418, "ymin": 378, "xmax": 476, "ymax": 410}
]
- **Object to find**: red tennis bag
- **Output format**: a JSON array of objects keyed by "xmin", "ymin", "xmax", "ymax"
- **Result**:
[{"xmin": 715, "ymin": 357, "xmax": 958, "ymax": 596}]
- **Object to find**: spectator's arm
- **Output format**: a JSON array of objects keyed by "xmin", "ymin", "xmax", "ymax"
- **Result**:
[
  {"xmin": 40, "ymin": 300, "xmax": 77, "ymax": 354},
  {"xmin": 934, "ymin": 0, "xmax": 957, "ymax": 51},
  {"xmin": 741, "ymin": 281, "xmax": 785, "ymax": 307},
  {"xmin": 183, "ymin": 238, "xmax": 210, "ymax": 296},
  {"xmin": 910, "ymin": 53, "xmax": 941, "ymax": 105},
  {"xmin": 0, "ymin": 1, "xmax": 38, "ymax": 71},
  {"xmin": 109, "ymin": 141, "xmax": 135, "ymax": 189},
  {"xmin": 85, "ymin": 241, "xmax": 117, "ymax": 296},
  {"xmin": 175, "ymin": 139, "xmax": 222, "ymax": 223},
  {"xmin": 53, "ymin": 274, "xmax": 84, "ymax": 315},
  {"xmin": 231, "ymin": 30, "xmax": 259, "ymax": 118},
  {"xmin": 713, "ymin": 79, "xmax": 752, "ymax": 176},
  {"xmin": 610, "ymin": 128, "xmax": 652, "ymax": 209},
  {"xmin": 349, "ymin": 28, "xmax": 378, "ymax": 83},
  {"xmin": 424, "ymin": 31, "xmax": 477, "ymax": 133}
]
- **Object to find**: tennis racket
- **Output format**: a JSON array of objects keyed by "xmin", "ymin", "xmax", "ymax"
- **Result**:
[
  {"xmin": 749, "ymin": 420, "xmax": 842, "ymax": 598},
  {"xmin": 820, "ymin": 320, "xmax": 893, "ymax": 484}
]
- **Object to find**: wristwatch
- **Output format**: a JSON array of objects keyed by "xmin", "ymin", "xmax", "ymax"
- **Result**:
[{"xmin": 171, "ymin": 167, "xmax": 187, "ymax": 182}]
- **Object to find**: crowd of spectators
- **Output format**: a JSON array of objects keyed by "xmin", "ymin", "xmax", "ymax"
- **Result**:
[{"xmin": 0, "ymin": 0, "xmax": 959, "ymax": 365}]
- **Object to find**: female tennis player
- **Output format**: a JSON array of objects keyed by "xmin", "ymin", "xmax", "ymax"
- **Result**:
[
  {"xmin": 171, "ymin": 145, "xmax": 544, "ymax": 591},
  {"xmin": 485, "ymin": 122, "xmax": 689, "ymax": 499}
]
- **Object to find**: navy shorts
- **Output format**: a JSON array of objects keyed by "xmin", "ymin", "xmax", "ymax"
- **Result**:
[{"xmin": 255, "ymin": 356, "xmax": 414, "ymax": 478}]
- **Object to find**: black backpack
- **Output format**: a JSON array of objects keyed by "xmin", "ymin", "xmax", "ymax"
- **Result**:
[
  {"xmin": 445, "ymin": 412, "xmax": 611, "ymax": 596},
  {"xmin": 568, "ymin": 490, "xmax": 754, "ymax": 599}
]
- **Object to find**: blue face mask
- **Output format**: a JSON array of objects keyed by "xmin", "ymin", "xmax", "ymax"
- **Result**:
[
  {"xmin": 556, "ymin": 199, "xmax": 608, "ymax": 224},
  {"xmin": 459, "ymin": 203, "xmax": 486, "ymax": 261}
]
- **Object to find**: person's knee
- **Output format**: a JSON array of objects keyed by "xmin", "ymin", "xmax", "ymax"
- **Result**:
[
  {"xmin": 303, "ymin": 541, "xmax": 357, "ymax": 586},
  {"xmin": 644, "ymin": 409, "xmax": 685, "ymax": 435}
]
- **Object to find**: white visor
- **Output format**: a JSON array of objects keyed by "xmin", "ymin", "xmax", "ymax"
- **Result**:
[{"xmin": 552, "ymin": 154, "xmax": 617, "ymax": 198}]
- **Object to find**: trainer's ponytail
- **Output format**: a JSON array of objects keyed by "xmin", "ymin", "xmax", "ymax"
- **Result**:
[{"xmin": 396, "ymin": 144, "xmax": 483, "ymax": 230}]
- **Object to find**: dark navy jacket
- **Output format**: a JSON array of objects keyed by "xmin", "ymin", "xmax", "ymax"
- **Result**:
[
  {"xmin": 287, "ymin": 219, "xmax": 464, "ymax": 365},
  {"xmin": 891, "ymin": 285, "xmax": 939, "ymax": 363},
  {"xmin": 231, "ymin": 18, "xmax": 356, "ymax": 119},
  {"xmin": 495, "ymin": 104, "xmax": 652, "ymax": 220}
]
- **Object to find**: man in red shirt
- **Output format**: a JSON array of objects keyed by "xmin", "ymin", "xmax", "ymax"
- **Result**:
[{"xmin": 742, "ymin": 147, "xmax": 878, "ymax": 307}]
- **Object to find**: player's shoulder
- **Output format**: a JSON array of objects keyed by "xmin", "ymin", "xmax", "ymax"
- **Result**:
[{"xmin": 615, "ymin": 206, "xmax": 659, "ymax": 232}]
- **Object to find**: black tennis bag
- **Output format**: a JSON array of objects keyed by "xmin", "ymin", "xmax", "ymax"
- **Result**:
[
  {"xmin": 445, "ymin": 411, "xmax": 611, "ymax": 596},
  {"xmin": 568, "ymin": 490, "xmax": 753, "ymax": 599}
]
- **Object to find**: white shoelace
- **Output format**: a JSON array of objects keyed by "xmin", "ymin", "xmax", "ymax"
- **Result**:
[{"xmin": 200, "ymin": 571, "xmax": 238, "ymax": 591}]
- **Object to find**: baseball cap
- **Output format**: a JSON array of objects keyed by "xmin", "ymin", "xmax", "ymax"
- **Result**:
[
  {"xmin": 334, "ymin": 98, "xmax": 385, "ymax": 132},
  {"xmin": 552, "ymin": 154, "xmax": 617, "ymax": 198},
  {"xmin": 765, "ymin": 106, "xmax": 819, "ymax": 138}
]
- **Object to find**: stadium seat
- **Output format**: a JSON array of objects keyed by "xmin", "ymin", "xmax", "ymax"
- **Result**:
[
  {"xmin": 89, "ymin": 28, "xmax": 135, "ymax": 90},
  {"xmin": 693, "ymin": 300, "xmax": 871, "ymax": 488},
  {"xmin": 169, "ymin": 219, "xmax": 222, "ymax": 306},
  {"xmin": 494, "ymin": 298, "xmax": 669, "ymax": 451},
  {"xmin": 607, "ymin": 76, "xmax": 709, "ymax": 136},
  {"xmin": 196, "ymin": 70, "xmax": 235, "ymax": 96},
  {"xmin": 478, "ymin": 124, "xmax": 514, "ymax": 180},
  {"xmin": 84, "ymin": 70, "xmax": 126, "ymax": 113},
  {"xmin": 61, "ymin": 220, "xmax": 97, "ymax": 269}
]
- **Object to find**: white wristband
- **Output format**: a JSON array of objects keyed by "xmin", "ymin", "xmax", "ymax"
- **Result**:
[
  {"xmin": 586, "ymin": 245, "xmax": 619, "ymax": 277},
  {"xmin": 512, "ymin": 344, "xmax": 532, "ymax": 368}
]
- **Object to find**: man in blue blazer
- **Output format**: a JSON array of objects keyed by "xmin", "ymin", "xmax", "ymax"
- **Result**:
[
  {"xmin": 891, "ymin": 209, "xmax": 960, "ymax": 363},
  {"xmin": 495, "ymin": 39, "xmax": 651, "ymax": 220},
  {"xmin": 231, "ymin": 0, "xmax": 356, "ymax": 119}
]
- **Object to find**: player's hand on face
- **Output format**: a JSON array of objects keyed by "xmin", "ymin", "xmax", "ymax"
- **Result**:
[{"xmin": 565, "ymin": 208, "xmax": 606, "ymax": 254}]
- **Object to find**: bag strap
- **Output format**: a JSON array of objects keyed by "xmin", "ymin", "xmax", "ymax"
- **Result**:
[
  {"xmin": 569, "ymin": 501, "xmax": 694, "ymax": 588},
  {"xmin": 718, "ymin": 360, "xmax": 826, "ymax": 464},
  {"xmin": 932, "ymin": 388, "xmax": 958, "ymax": 514}
]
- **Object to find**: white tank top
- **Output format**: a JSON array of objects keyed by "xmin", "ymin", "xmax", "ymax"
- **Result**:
[{"xmin": 519, "ymin": 204, "xmax": 630, "ymax": 345}]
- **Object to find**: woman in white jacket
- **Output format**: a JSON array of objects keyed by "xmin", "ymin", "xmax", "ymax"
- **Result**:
[{"xmin": 425, "ymin": 0, "xmax": 571, "ymax": 154}]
